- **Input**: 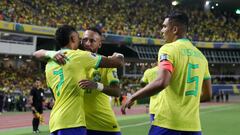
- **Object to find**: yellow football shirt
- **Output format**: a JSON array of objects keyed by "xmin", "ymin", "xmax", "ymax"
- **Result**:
[
  {"xmin": 84, "ymin": 68, "xmax": 120, "ymax": 132},
  {"xmin": 141, "ymin": 66, "xmax": 161, "ymax": 115},
  {"xmin": 153, "ymin": 39, "xmax": 211, "ymax": 131},
  {"xmin": 45, "ymin": 49, "xmax": 101, "ymax": 133}
]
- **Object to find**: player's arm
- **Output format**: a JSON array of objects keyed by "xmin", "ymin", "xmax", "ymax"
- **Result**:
[
  {"xmin": 98, "ymin": 53, "xmax": 124, "ymax": 68},
  {"xmin": 79, "ymin": 80, "xmax": 121, "ymax": 97},
  {"xmin": 29, "ymin": 90, "xmax": 36, "ymax": 112},
  {"xmin": 33, "ymin": 50, "xmax": 124, "ymax": 68},
  {"xmin": 102, "ymin": 83, "xmax": 121, "ymax": 97},
  {"xmin": 200, "ymin": 79, "xmax": 212, "ymax": 102},
  {"xmin": 140, "ymin": 80, "xmax": 148, "ymax": 87},
  {"xmin": 32, "ymin": 49, "xmax": 67, "ymax": 65},
  {"xmin": 130, "ymin": 67, "xmax": 171, "ymax": 101},
  {"xmin": 122, "ymin": 61, "xmax": 173, "ymax": 111},
  {"xmin": 121, "ymin": 60, "xmax": 173, "ymax": 112}
]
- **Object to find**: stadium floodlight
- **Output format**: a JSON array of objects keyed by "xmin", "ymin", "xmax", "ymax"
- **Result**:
[
  {"xmin": 19, "ymin": 55, "xmax": 22, "ymax": 59},
  {"xmin": 211, "ymin": 6, "xmax": 214, "ymax": 9},
  {"xmin": 172, "ymin": 1, "xmax": 179, "ymax": 6},
  {"xmin": 215, "ymin": 3, "xmax": 219, "ymax": 6},
  {"xmin": 205, "ymin": 1, "xmax": 210, "ymax": 6},
  {"xmin": 236, "ymin": 9, "xmax": 240, "ymax": 15}
]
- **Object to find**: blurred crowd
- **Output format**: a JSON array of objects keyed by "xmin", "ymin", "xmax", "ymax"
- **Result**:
[
  {"xmin": 0, "ymin": 62, "xmax": 53, "ymax": 114},
  {"xmin": 0, "ymin": 0, "xmax": 239, "ymax": 42}
]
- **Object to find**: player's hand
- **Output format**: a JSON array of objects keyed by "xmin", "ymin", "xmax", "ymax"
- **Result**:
[
  {"xmin": 53, "ymin": 51, "xmax": 68, "ymax": 65},
  {"xmin": 121, "ymin": 97, "xmax": 135, "ymax": 115},
  {"xmin": 31, "ymin": 106, "xmax": 36, "ymax": 112},
  {"xmin": 112, "ymin": 53, "xmax": 124, "ymax": 59},
  {"xmin": 78, "ymin": 80, "xmax": 98, "ymax": 89}
]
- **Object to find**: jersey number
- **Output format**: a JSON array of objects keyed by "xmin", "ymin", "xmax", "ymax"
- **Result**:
[
  {"xmin": 53, "ymin": 68, "xmax": 64, "ymax": 96},
  {"xmin": 185, "ymin": 63, "xmax": 199, "ymax": 96}
]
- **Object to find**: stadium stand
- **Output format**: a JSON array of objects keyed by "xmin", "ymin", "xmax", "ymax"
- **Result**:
[{"xmin": 0, "ymin": 0, "xmax": 239, "ymax": 41}]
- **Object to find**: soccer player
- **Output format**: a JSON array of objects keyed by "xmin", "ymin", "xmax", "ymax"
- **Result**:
[
  {"xmin": 30, "ymin": 79, "xmax": 44, "ymax": 133},
  {"xmin": 140, "ymin": 62, "xmax": 160, "ymax": 122},
  {"xmin": 33, "ymin": 25, "xmax": 124, "ymax": 135},
  {"xmin": 78, "ymin": 27, "xmax": 121, "ymax": 135},
  {"xmin": 122, "ymin": 12, "xmax": 212, "ymax": 135}
]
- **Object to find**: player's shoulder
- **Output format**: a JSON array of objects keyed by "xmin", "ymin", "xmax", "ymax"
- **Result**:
[
  {"xmin": 143, "ymin": 68, "xmax": 154, "ymax": 76},
  {"xmin": 160, "ymin": 42, "xmax": 177, "ymax": 52},
  {"xmin": 66, "ymin": 49, "xmax": 86, "ymax": 55}
]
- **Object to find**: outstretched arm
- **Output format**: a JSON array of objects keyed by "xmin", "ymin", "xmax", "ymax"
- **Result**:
[{"xmin": 33, "ymin": 49, "xmax": 67, "ymax": 65}]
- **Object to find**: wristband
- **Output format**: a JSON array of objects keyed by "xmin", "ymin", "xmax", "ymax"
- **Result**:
[
  {"xmin": 45, "ymin": 51, "xmax": 58, "ymax": 59},
  {"xmin": 97, "ymin": 82, "xmax": 104, "ymax": 91}
]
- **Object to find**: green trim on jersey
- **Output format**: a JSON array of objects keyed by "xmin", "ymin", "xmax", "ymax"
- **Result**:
[
  {"xmin": 204, "ymin": 77, "xmax": 211, "ymax": 80},
  {"xmin": 95, "ymin": 55, "xmax": 102, "ymax": 69},
  {"xmin": 109, "ymin": 80, "xmax": 120, "ymax": 85}
]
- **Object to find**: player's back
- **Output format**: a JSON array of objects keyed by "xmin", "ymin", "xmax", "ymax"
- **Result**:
[
  {"xmin": 45, "ymin": 49, "xmax": 101, "ymax": 132},
  {"xmin": 154, "ymin": 39, "xmax": 210, "ymax": 131}
]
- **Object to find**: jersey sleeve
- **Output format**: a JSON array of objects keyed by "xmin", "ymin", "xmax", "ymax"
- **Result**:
[
  {"xmin": 107, "ymin": 68, "xmax": 119, "ymax": 85},
  {"xmin": 158, "ymin": 44, "xmax": 175, "ymax": 66},
  {"xmin": 204, "ymin": 61, "xmax": 211, "ymax": 80},
  {"xmin": 141, "ymin": 69, "xmax": 149, "ymax": 83}
]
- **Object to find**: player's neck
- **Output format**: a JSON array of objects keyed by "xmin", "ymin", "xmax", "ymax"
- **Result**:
[{"xmin": 175, "ymin": 35, "xmax": 186, "ymax": 41}]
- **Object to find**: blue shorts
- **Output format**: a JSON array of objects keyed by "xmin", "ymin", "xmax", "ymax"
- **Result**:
[
  {"xmin": 150, "ymin": 114, "xmax": 155, "ymax": 122},
  {"xmin": 148, "ymin": 125, "xmax": 202, "ymax": 135},
  {"xmin": 50, "ymin": 127, "xmax": 86, "ymax": 135},
  {"xmin": 87, "ymin": 129, "xmax": 121, "ymax": 135}
]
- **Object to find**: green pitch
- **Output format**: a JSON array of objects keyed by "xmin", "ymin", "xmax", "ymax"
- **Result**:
[{"xmin": 1, "ymin": 103, "xmax": 240, "ymax": 135}]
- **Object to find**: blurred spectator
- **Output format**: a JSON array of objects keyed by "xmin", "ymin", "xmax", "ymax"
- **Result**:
[
  {"xmin": 0, "ymin": 0, "xmax": 239, "ymax": 42},
  {"xmin": 0, "ymin": 90, "xmax": 4, "ymax": 114}
]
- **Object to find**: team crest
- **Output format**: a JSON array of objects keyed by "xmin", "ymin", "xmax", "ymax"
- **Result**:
[
  {"xmin": 160, "ymin": 54, "xmax": 169, "ymax": 61},
  {"xmin": 93, "ymin": 70, "xmax": 101, "ymax": 82},
  {"xmin": 91, "ymin": 53, "xmax": 97, "ymax": 57}
]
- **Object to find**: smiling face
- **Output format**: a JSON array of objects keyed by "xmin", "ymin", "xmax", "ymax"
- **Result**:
[{"xmin": 81, "ymin": 30, "xmax": 102, "ymax": 53}]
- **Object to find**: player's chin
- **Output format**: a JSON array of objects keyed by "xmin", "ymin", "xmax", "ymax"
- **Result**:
[{"xmin": 84, "ymin": 48, "xmax": 92, "ymax": 52}]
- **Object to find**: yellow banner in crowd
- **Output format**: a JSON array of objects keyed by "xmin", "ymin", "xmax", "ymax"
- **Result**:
[
  {"xmin": 0, "ymin": 21, "xmax": 14, "ymax": 31},
  {"xmin": 17, "ymin": 23, "xmax": 56, "ymax": 35}
]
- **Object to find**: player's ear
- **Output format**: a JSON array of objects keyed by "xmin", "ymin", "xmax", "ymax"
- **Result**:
[
  {"xmin": 173, "ymin": 26, "xmax": 178, "ymax": 35},
  {"xmin": 98, "ymin": 41, "xmax": 102, "ymax": 49},
  {"xmin": 70, "ymin": 34, "xmax": 75, "ymax": 42}
]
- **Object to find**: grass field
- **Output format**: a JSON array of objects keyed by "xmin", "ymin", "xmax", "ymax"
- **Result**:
[{"xmin": 1, "ymin": 103, "xmax": 240, "ymax": 135}]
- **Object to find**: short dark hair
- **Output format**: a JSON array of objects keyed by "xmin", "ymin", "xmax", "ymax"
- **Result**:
[
  {"xmin": 167, "ymin": 11, "xmax": 188, "ymax": 30},
  {"xmin": 86, "ymin": 27, "xmax": 102, "ymax": 36},
  {"xmin": 55, "ymin": 25, "xmax": 77, "ymax": 48}
]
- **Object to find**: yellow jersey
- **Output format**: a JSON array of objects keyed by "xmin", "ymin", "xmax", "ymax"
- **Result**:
[
  {"xmin": 84, "ymin": 68, "xmax": 120, "ymax": 132},
  {"xmin": 45, "ymin": 49, "xmax": 102, "ymax": 132},
  {"xmin": 153, "ymin": 39, "xmax": 211, "ymax": 131},
  {"xmin": 141, "ymin": 66, "xmax": 161, "ymax": 115}
]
